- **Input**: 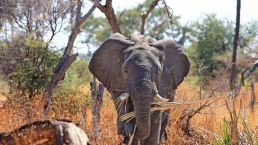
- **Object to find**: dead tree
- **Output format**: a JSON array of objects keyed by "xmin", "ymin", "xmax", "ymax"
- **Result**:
[
  {"xmin": 43, "ymin": 0, "xmax": 100, "ymax": 113},
  {"xmin": 240, "ymin": 61, "xmax": 258, "ymax": 110},
  {"xmin": 90, "ymin": 77, "xmax": 104, "ymax": 144},
  {"xmin": 0, "ymin": 119, "xmax": 89, "ymax": 145}
]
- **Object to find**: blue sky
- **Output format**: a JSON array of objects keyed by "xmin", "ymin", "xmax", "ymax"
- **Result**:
[{"xmin": 52, "ymin": 0, "xmax": 258, "ymax": 54}]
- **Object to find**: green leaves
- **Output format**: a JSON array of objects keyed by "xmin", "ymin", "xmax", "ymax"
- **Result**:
[
  {"xmin": 2, "ymin": 37, "xmax": 59, "ymax": 97},
  {"xmin": 189, "ymin": 14, "xmax": 258, "ymax": 76}
]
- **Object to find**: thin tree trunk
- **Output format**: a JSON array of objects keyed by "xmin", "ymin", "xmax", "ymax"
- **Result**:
[
  {"xmin": 250, "ymin": 74, "xmax": 255, "ymax": 111},
  {"xmin": 230, "ymin": 0, "xmax": 241, "ymax": 91},
  {"xmin": 43, "ymin": 0, "xmax": 100, "ymax": 114},
  {"xmin": 179, "ymin": 28, "xmax": 187, "ymax": 46}
]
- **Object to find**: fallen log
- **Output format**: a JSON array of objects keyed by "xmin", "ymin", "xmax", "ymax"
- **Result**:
[{"xmin": 0, "ymin": 119, "xmax": 89, "ymax": 145}]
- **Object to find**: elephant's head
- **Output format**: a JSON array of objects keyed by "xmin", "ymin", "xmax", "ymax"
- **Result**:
[{"xmin": 89, "ymin": 33, "xmax": 190, "ymax": 140}]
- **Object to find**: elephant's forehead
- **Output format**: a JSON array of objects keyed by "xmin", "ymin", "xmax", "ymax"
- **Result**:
[
  {"xmin": 129, "ymin": 34, "xmax": 156, "ymax": 43},
  {"xmin": 123, "ymin": 46, "xmax": 161, "ymax": 67},
  {"xmin": 124, "ymin": 45, "xmax": 159, "ymax": 59}
]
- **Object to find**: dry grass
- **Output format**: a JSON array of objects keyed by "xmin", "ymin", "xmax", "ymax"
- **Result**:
[{"xmin": 0, "ymin": 83, "xmax": 258, "ymax": 144}]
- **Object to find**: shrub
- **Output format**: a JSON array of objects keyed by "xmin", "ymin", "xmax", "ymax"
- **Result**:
[{"xmin": 0, "ymin": 36, "xmax": 59, "ymax": 98}]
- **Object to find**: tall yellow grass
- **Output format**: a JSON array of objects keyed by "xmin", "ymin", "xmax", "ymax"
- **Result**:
[{"xmin": 0, "ymin": 83, "xmax": 257, "ymax": 144}]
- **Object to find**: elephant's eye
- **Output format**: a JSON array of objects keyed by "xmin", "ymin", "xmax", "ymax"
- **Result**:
[{"xmin": 122, "ymin": 63, "xmax": 128, "ymax": 75}]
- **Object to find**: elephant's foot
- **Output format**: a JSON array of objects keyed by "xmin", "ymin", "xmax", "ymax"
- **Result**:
[
  {"xmin": 123, "ymin": 135, "xmax": 139, "ymax": 145},
  {"xmin": 123, "ymin": 134, "xmax": 130, "ymax": 144}
]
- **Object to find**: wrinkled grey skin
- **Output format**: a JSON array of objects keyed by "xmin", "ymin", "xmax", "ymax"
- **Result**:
[{"xmin": 89, "ymin": 33, "xmax": 190, "ymax": 144}]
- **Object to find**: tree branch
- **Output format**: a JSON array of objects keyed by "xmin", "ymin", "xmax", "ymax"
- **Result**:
[
  {"xmin": 43, "ymin": 0, "xmax": 100, "ymax": 113},
  {"xmin": 118, "ymin": 10, "xmax": 125, "ymax": 24},
  {"xmin": 77, "ymin": 0, "xmax": 100, "ymax": 24},
  {"xmin": 91, "ymin": 0, "xmax": 121, "ymax": 33},
  {"xmin": 140, "ymin": 0, "xmax": 160, "ymax": 35},
  {"xmin": 106, "ymin": 0, "xmax": 113, "ymax": 10}
]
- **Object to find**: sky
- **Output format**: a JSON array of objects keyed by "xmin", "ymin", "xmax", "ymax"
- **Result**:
[{"xmin": 52, "ymin": 0, "xmax": 258, "ymax": 54}]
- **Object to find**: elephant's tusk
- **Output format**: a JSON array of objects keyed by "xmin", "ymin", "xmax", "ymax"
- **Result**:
[
  {"xmin": 120, "ymin": 93, "xmax": 129, "ymax": 101},
  {"xmin": 154, "ymin": 94, "xmax": 169, "ymax": 103}
]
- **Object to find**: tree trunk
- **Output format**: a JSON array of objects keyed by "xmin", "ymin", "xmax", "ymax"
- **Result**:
[
  {"xmin": 230, "ymin": 0, "xmax": 241, "ymax": 91},
  {"xmin": 43, "ymin": 0, "xmax": 100, "ymax": 113}
]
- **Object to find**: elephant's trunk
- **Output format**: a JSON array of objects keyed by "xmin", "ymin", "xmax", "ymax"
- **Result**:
[
  {"xmin": 133, "ymin": 94, "xmax": 151, "ymax": 140},
  {"xmin": 128, "ymin": 69, "xmax": 155, "ymax": 140}
]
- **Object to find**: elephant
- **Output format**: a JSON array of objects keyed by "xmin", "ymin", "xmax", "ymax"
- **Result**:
[{"xmin": 88, "ymin": 33, "xmax": 190, "ymax": 144}]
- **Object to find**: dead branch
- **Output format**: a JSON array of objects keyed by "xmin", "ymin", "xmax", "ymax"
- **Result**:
[
  {"xmin": 43, "ymin": 0, "xmax": 100, "ymax": 113},
  {"xmin": 0, "ymin": 119, "xmax": 89, "ymax": 145},
  {"xmin": 176, "ymin": 88, "xmax": 223, "ymax": 141},
  {"xmin": 161, "ymin": 0, "xmax": 173, "ymax": 26},
  {"xmin": 249, "ymin": 74, "xmax": 255, "ymax": 111}
]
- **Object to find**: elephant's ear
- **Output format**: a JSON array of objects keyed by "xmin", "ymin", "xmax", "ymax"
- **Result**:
[
  {"xmin": 89, "ymin": 33, "xmax": 134, "ymax": 90},
  {"xmin": 151, "ymin": 39, "xmax": 190, "ymax": 90}
]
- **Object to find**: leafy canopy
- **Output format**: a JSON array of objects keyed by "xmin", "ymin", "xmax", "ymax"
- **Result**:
[{"xmin": 189, "ymin": 14, "xmax": 258, "ymax": 74}]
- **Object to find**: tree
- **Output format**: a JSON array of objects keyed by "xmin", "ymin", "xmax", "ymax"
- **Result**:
[
  {"xmin": 189, "ymin": 13, "xmax": 258, "ymax": 80},
  {"xmin": 3, "ymin": 0, "xmax": 76, "ymax": 42},
  {"xmin": 0, "ymin": 0, "xmax": 76, "ymax": 97},
  {"xmin": 190, "ymin": 14, "xmax": 235, "ymax": 73},
  {"xmin": 82, "ymin": 0, "xmax": 179, "ymax": 45},
  {"xmin": 0, "ymin": 36, "xmax": 59, "ymax": 98},
  {"xmin": 230, "ymin": 0, "xmax": 241, "ymax": 90},
  {"xmin": 43, "ymin": 0, "xmax": 100, "ymax": 112}
]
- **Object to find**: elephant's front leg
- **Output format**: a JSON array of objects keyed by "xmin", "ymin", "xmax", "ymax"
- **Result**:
[
  {"xmin": 144, "ymin": 111, "xmax": 162, "ymax": 145},
  {"xmin": 160, "ymin": 110, "xmax": 170, "ymax": 141}
]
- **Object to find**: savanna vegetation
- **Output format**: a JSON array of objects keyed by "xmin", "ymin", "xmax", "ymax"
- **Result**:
[{"xmin": 0, "ymin": 0, "xmax": 258, "ymax": 144}]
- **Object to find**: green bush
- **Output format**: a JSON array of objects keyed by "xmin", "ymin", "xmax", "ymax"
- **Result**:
[{"xmin": 0, "ymin": 37, "xmax": 59, "ymax": 98}]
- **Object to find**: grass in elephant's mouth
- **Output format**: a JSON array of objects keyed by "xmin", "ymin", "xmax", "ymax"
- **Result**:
[{"xmin": 119, "ymin": 96, "xmax": 226, "ymax": 122}]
